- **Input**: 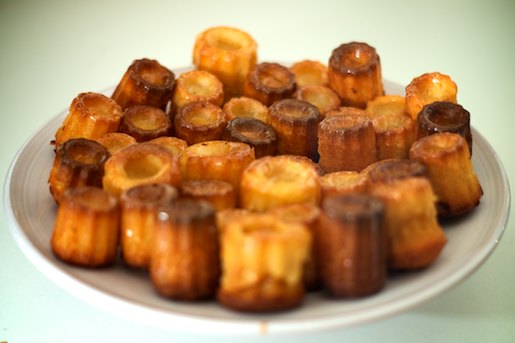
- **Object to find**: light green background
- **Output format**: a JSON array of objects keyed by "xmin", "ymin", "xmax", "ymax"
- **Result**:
[{"xmin": 1, "ymin": 0, "xmax": 514, "ymax": 342}]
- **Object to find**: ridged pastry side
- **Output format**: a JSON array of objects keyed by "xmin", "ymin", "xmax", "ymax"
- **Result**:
[
  {"xmin": 218, "ymin": 213, "xmax": 311, "ymax": 312},
  {"xmin": 55, "ymin": 92, "xmax": 123, "ymax": 147},
  {"xmin": 120, "ymin": 183, "xmax": 178, "ymax": 269},
  {"xmin": 410, "ymin": 132, "xmax": 482, "ymax": 217},
  {"xmin": 111, "ymin": 58, "xmax": 175, "ymax": 111},
  {"xmin": 369, "ymin": 177, "xmax": 447, "ymax": 269},
  {"xmin": 150, "ymin": 199, "xmax": 219, "ymax": 300},
  {"xmin": 51, "ymin": 186, "xmax": 119, "ymax": 267}
]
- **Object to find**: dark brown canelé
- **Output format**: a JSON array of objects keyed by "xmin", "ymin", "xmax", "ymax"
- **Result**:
[
  {"xmin": 111, "ymin": 58, "xmax": 175, "ymax": 111},
  {"xmin": 268, "ymin": 99, "xmax": 320, "ymax": 160},
  {"xmin": 223, "ymin": 117, "xmax": 277, "ymax": 158},
  {"xmin": 150, "ymin": 198, "xmax": 220, "ymax": 301},
  {"xmin": 49, "ymin": 138, "xmax": 110, "ymax": 203},
  {"xmin": 327, "ymin": 42, "xmax": 383, "ymax": 109},
  {"xmin": 417, "ymin": 101, "xmax": 472, "ymax": 155},
  {"xmin": 317, "ymin": 194, "xmax": 386, "ymax": 297},
  {"xmin": 118, "ymin": 105, "xmax": 172, "ymax": 142},
  {"xmin": 244, "ymin": 62, "xmax": 297, "ymax": 106}
]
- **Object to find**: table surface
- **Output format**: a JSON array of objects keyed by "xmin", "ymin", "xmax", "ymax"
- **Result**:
[{"xmin": 1, "ymin": 1, "xmax": 514, "ymax": 342}]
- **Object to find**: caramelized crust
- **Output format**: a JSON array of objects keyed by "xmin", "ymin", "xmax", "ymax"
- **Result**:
[
  {"xmin": 223, "ymin": 117, "xmax": 277, "ymax": 158},
  {"xmin": 103, "ymin": 143, "xmax": 181, "ymax": 197},
  {"xmin": 410, "ymin": 132, "xmax": 482, "ymax": 217},
  {"xmin": 218, "ymin": 213, "xmax": 311, "ymax": 312},
  {"xmin": 223, "ymin": 96, "xmax": 269, "ymax": 123},
  {"xmin": 51, "ymin": 186, "xmax": 119, "ymax": 267},
  {"xmin": 240, "ymin": 155, "xmax": 321, "ymax": 211},
  {"xmin": 171, "ymin": 69, "xmax": 224, "ymax": 115},
  {"xmin": 119, "ymin": 183, "xmax": 178, "ymax": 268},
  {"xmin": 289, "ymin": 60, "xmax": 328, "ymax": 87},
  {"xmin": 147, "ymin": 136, "xmax": 187, "ymax": 158},
  {"xmin": 193, "ymin": 26, "xmax": 257, "ymax": 99},
  {"xmin": 294, "ymin": 85, "xmax": 341, "ymax": 117},
  {"xmin": 55, "ymin": 92, "xmax": 123, "ymax": 147},
  {"xmin": 369, "ymin": 177, "xmax": 447, "ymax": 269},
  {"xmin": 268, "ymin": 99, "xmax": 320, "ymax": 160},
  {"xmin": 179, "ymin": 140, "xmax": 255, "ymax": 193},
  {"xmin": 318, "ymin": 114, "xmax": 377, "ymax": 172},
  {"xmin": 318, "ymin": 194, "xmax": 386, "ymax": 297},
  {"xmin": 320, "ymin": 170, "xmax": 368, "ymax": 199},
  {"xmin": 49, "ymin": 138, "xmax": 110, "ymax": 203},
  {"xmin": 405, "ymin": 72, "xmax": 457, "ymax": 120},
  {"xmin": 417, "ymin": 101, "xmax": 472, "ymax": 154},
  {"xmin": 244, "ymin": 62, "xmax": 296, "ymax": 106},
  {"xmin": 111, "ymin": 58, "xmax": 175, "ymax": 110},
  {"xmin": 118, "ymin": 105, "xmax": 171, "ymax": 142},
  {"xmin": 174, "ymin": 101, "xmax": 227, "ymax": 145},
  {"xmin": 364, "ymin": 159, "xmax": 428, "ymax": 188},
  {"xmin": 150, "ymin": 199, "xmax": 219, "ymax": 300},
  {"xmin": 96, "ymin": 132, "xmax": 136, "ymax": 155},
  {"xmin": 328, "ymin": 42, "xmax": 383, "ymax": 108},
  {"xmin": 180, "ymin": 179, "xmax": 237, "ymax": 211}
]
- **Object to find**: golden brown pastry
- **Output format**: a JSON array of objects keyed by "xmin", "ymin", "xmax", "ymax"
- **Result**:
[
  {"xmin": 268, "ymin": 99, "xmax": 320, "ymax": 160},
  {"xmin": 267, "ymin": 203, "xmax": 322, "ymax": 291},
  {"xmin": 51, "ymin": 186, "xmax": 119, "ymax": 267},
  {"xmin": 218, "ymin": 213, "xmax": 311, "ymax": 312},
  {"xmin": 96, "ymin": 132, "xmax": 136, "ymax": 155},
  {"xmin": 193, "ymin": 26, "xmax": 257, "ymax": 99},
  {"xmin": 405, "ymin": 72, "xmax": 457, "ymax": 120},
  {"xmin": 318, "ymin": 114, "xmax": 377, "ymax": 172},
  {"xmin": 54, "ymin": 92, "xmax": 123, "ymax": 147},
  {"xmin": 173, "ymin": 101, "xmax": 227, "ymax": 145},
  {"xmin": 111, "ymin": 58, "xmax": 175, "ymax": 111},
  {"xmin": 410, "ymin": 132, "xmax": 482, "ymax": 217},
  {"xmin": 371, "ymin": 112, "xmax": 417, "ymax": 160},
  {"xmin": 222, "ymin": 96, "xmax": 269, "ymax": 123},
  {"xmin": 150, "ymin": 199, "xmax": 219, "ymax": 300},
  {"xmin": 320, "ymin": 170, "xmax": 368, "ymax": 199},
  {"xmin": 240, "ymin": 155, "xmax": 321, "ymax": 211},
  {"xmin": 119, "ymin": 183, "xmax": 178, "ymax": 268},
  {"xmin": 118, "ymin": 105, "xmax": 171, "ymax": 142},
  {"xmin": 289, "ymin": 60, "xmax": 328, "ymax": 87},
  {"xmin": 147, "ymin": 136, "xmax": 188, "ymax": 158},
  {"xmin": 49, "ymin": 138, "xmax": 110, "ymax": 203},
  {"xmin": 179, "ymin": 140, "xmax": 255, "ymax": 193},
  {"xmin": 294, "ymin": 85, "xmax": 341, "ymax": 117},
  {"xmin": 103, "ymin": 143, "xmax": 181, "ymax": 197},
  {"xmin": 318, "ymin": 194, "xmax": 386, "ymax": 297},
  {"xmin": 369, "ymin": 177, "xmax": 447, "ymax": 269},
  {"xmin": 327, "ymin": 42, "xmax": 383, "ymax": 108},
  {"xmin": 243, "ymin": 62, "xmax": 296, "ymax": 106},
  {"xmin": 170, "ymin": 69, "xmax": 224, "ymax": 116}
]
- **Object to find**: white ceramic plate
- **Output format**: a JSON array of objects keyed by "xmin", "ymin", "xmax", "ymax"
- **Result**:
[{"xmin": 4, "ymin": 75, "xmax": 510, "ymax": 335}]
